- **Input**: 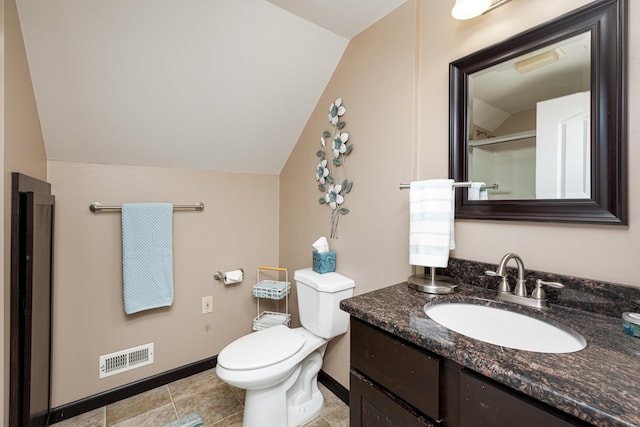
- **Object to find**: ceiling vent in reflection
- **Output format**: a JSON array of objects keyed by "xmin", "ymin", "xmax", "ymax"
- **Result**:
[{"xmin": 514, "ymin": 48, "xmax": 565, "ymax": 74}]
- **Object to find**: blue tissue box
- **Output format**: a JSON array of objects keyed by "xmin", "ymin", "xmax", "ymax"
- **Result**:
[{"xmin": 312, "ymin": 251, "xmax": 336, "ymax": 274}]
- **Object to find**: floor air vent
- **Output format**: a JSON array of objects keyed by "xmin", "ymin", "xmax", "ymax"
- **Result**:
[{"xmin": 99, "ymin": 343, "xmax": 154, "ymax": 379}]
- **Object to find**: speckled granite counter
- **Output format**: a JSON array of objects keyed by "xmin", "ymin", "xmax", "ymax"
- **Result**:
[{"xmin": 340, "ymin": 281, "xmax": 640, "ymax": 426}]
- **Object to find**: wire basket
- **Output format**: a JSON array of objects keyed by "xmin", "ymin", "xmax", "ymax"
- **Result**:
[
  {"xmin": 253, "ymin": 280, "xmax": 291, "ymax": 300},
  {"xmin": 253, "ymin": 311, "xmax": 291, "ymax": 330}
]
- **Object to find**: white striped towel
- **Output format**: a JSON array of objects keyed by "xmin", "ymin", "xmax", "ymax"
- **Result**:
[
  {"xmin": 122, "ymin": 203, "xmax": 174, "ymax": 315},
  {"xmin": 409, "ymin": 179, "xmax": 455, "ymax": 268},
  {"xmin": 468, "ymin": 182, "xmax": 488, "ymax": 200}
]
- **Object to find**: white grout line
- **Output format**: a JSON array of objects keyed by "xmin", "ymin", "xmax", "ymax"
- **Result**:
[{"xmin": 166, "ymin": 384, "xmax": 180, "ymax": 420}]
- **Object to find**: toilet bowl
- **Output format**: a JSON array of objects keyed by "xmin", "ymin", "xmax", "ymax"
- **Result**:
[
  {"xmin": 216, "ymin": 268, "xmax": 355, "ymax": 427},
  {"xmin": 217, "ymin": 326, "xmax": 327, "ymax": 426}
]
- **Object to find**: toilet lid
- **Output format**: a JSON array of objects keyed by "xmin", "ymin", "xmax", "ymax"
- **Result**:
[{"xmin": 218, "ymin": 325, "xmax": 305, "ymax": 370}]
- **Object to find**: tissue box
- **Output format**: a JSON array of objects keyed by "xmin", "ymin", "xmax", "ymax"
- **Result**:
[{"xmin": 312, "ymin": 251, "xmax": 336, "ymax": 274}]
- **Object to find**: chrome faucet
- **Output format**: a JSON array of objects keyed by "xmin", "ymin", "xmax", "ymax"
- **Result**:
[
  {"xmin": 485, "ymin": 253, "xmax": 564, "ymax": 310},
  {"xmin": 496, "ymin": 253, "xmax": 526, "ymax": 296}
]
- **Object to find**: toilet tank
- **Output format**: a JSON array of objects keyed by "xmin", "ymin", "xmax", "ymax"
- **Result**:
[{"xmin": 294, "ymin": 268, "xmax": 355, "ymax": 339}]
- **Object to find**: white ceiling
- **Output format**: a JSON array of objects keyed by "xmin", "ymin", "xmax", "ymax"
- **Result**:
[
  {"xmin": 16, "ymin": 0, "xmax": 407, "ymax": 175},
  {"xmin": 265, "ymin": 0, "xmax": 407, "ymax": 39}
]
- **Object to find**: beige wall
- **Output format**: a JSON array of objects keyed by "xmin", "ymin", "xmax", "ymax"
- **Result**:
[
  {"xmin": 47, "ymin": 161, "xmax": 279, "ymax": 405},
  {"xmin": 416, "ymin": 0, "xmax": 640, "ymax": 284},
  {"xmin": 4, "ymin": 0, "xmax": 638, "ymax": 415},
  {"xmin": 279, "ymin": 1, "xmax": 418, "ymax": 388},
  {"xmin": 3, "ymin": 0, "xmax": 47, "ymax": 422},
  {"xmin": 280, "ymin": 0, "xmax": 639, "ymax": 389}
]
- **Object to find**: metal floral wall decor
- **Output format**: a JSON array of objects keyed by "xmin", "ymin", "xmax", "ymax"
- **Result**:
[{"xmin": 316, "ymin": 97, "xmax": 353, "ymax": 239}]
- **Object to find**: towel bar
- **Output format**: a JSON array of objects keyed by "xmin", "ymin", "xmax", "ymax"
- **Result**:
[
  {"xmin": 399, "ymin": 182, "xmax": 498, "ymax": 190},
  {"xmin": 89, "ymin": 202, "xmax": 204, "ymax": 213}
]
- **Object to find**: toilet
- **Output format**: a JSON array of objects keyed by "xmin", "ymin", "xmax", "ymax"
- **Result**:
[{"xmin": 216, "ymin": 268, "xmax": 355, "ymax": 427}]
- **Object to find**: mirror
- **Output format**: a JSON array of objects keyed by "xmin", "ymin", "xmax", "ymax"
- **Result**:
[
  {"xmin": 469, "ymin": 32, "xmax": 591, "ymax": 201},
  {"xmin": 449, "ymin": 0, "xmax": 626, "ymax": 224}
]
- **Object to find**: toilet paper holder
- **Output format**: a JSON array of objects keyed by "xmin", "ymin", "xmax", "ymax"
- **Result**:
[{"xmin": 214, "ymin": 268, "xmax": 244, "ymax": 285}]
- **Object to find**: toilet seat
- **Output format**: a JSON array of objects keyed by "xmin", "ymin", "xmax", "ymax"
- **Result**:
[{"xmin": 218, "ymin": 325, "xmax": 304, "ymax": 370}]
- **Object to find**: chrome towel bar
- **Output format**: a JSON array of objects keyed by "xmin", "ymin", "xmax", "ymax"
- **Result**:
[
  {"xmin": 399, "ymin": 182, "xmax": 498, "ymax": 190},
  {"xmin": 89, "ymin": 202, "xmax": 204, "ymax": 213}
]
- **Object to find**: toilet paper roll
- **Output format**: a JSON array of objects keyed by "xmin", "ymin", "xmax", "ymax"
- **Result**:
[{"xmin": 224, "ymin": 269, "xmax": 243, "ymax": 285}]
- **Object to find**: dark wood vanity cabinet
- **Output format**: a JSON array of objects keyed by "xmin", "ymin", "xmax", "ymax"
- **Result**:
[
  {"xmin": 350, "ymin": 317, "xmax": 440, "ymax": 418},
  {"xmin": 349, "ymin": 318, "xmax": 589, "ymax": 427},
  {"xmin": 350, "ymin": 370, "xmax": 436, "ymax": 427},
  {"xmin": 349, "ymin": 318, "xmax": 447, "ymax": 426},
  {"xmin": 458, "ymin": 370, "xmax": 586, "ymax": 427}
]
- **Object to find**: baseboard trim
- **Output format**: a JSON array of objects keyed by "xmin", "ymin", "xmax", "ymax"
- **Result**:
[
  {"xmin": 48, "ymin": 356, "xmax": 216, "ymax": 424},
  {"xmin": 48, "ymin": 356, "xmax": 349, "ymax": 424},
  {"xmin": 318, "ymin": 370, "xmax": 349, "ymax": 405}
]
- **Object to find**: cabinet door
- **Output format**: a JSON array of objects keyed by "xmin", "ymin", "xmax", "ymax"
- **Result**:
[
  {"xmin": 351, "ymin": 370, "xmax": 436, "ymax": 427},
  {"xmin": 459, "ymin": 370, "xmax": 587, "ymax": 427}
]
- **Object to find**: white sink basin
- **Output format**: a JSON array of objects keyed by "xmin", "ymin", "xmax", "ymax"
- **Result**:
[{"xmin": 424, "ymin": 303, "xmax": 586, "ymax": 353}]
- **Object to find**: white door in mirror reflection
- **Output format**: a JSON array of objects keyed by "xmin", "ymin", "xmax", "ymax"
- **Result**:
[{"xmin": 535, "ymin": 91, "xmax": 590, "ymax": 199}]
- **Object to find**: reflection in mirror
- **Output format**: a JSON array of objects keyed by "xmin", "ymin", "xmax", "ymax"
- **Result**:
[
  {"xmin": 468, "ymin": 33, "xmax": 591, "ymax": 200},
  {"xmin": 449, "ymin": 0, "xmax": 627, "ymax": 224}
]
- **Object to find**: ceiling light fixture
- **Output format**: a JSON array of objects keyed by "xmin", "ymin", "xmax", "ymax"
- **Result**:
[
  {"xmin": 451, "ymin": 0, "xmax": 491, "ymax": 20},
  {"xmin": 451, "ymin": 0, "xmax": 512, "ymax": 20}
]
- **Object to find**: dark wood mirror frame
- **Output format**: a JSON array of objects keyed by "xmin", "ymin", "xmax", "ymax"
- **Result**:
[{"xmin": 449, "ymin": 0, "xmax": 627, "ymax": 224}]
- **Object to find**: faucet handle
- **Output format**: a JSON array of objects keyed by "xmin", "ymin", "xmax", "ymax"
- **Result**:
[
  {"xmin": 531, "ymin": 279, "xmax": 564, "ymax": 301},
  {"xmin": 485, "ymin": 270, "xmax": 510, "ymax": 293}
]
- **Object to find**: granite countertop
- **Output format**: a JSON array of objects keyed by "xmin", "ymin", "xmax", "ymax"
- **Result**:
[{"xmin": 340, "ymin": 282, "xmax": 640, "ymax": 427}]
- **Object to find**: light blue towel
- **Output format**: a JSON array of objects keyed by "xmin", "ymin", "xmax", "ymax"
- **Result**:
[
  {"xmin": 409, "ymin": 179, "xmax": 455, "ymax": 268},
  {"xmin": 122, "ymin": 203, "xmax": 174, "ymax": 315}
]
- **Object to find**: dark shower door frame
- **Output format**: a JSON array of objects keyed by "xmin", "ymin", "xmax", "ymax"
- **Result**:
[{"xmin": 10, "ymin": 172, "xmax": 55, "ymax": 426}]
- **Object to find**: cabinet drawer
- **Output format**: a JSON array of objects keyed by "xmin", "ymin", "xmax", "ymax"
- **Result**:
[
  {"xmin": 459, "ymin": 370, "xmax": 587, "ymax": 427},
  {"xmin": 350, "ymin": 319, "xmax": 440, "ymax": 420},
  {"xmin": 350, "ymin": 370, "xmax": 437, "ymax": 427}
]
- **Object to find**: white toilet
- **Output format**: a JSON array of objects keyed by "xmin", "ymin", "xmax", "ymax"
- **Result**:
[{"xmin": 216, "ymin": 268, "xmax": 355, "ymax": 427}]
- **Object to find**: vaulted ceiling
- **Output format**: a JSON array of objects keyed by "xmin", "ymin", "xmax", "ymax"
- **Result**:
[{"xmin": 16, "ymin": 0, "xmax": 407, "ymax": 175}]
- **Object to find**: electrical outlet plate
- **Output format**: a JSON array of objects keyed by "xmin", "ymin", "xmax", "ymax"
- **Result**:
[{"xmin": 202, "ymin": 296, "xmax": 213, "ymax": 314}]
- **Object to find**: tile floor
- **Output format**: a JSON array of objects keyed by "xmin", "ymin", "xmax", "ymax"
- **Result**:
[{"xmin": 54, "ymin": 368, "xmax": 349, "ymax": 427}]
